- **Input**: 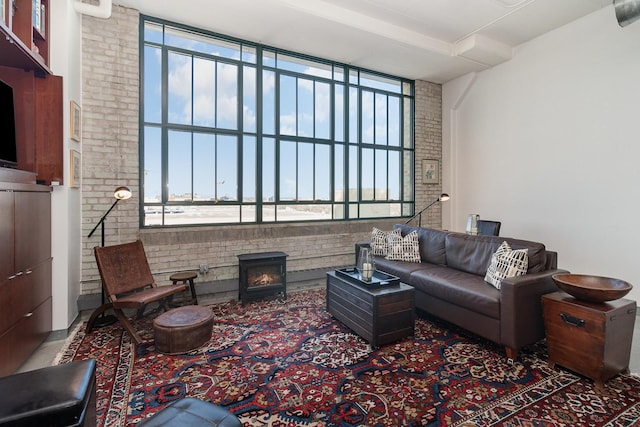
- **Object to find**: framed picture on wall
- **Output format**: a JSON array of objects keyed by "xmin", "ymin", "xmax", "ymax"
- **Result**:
[
  {"xmin": 422, "ymin": 159, "xmax": 439, "ymax": 184},
  {"xmin": 70, "ymin": 101, "xmax": 81, "ymax": 142},
  {"xmin": 70, "ymin": 149, "xmax": 80, "ymax": 188}
]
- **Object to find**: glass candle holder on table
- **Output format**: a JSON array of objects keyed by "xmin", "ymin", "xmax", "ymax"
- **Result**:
[{"xmin": 358, "ymin": 247, "xmax": 375, "ymax": 282}]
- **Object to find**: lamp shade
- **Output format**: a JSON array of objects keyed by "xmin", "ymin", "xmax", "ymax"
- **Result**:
[
  {"xmin": 439, "ymin": 193, "xmax": 450, "ymax": 202},
  {"xmin": 113, "ymin": 186, "xmax": 132, "ymax": 200}
]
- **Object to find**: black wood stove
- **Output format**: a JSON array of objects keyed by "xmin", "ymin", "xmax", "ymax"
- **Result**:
[{"xmin": 238, "ymin": 252, "xmax": 287, "ymax": 305}]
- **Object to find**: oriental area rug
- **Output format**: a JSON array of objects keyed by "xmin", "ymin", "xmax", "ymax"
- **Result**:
[{"xmin": 56, "ymin": 288, "xmax": 640, "ymax": 427}]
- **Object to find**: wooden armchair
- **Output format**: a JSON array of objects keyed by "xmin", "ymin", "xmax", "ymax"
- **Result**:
[{"xmin": 85, "ymin": 240, "xmax": 188, "ymax": 344}]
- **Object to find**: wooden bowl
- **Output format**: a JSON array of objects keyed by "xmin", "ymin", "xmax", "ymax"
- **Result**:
[{"xmin": 552, "ymin": 274, "xmax": 632, "ymax": 303}]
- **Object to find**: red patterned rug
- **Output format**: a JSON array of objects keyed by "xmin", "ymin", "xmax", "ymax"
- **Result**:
[{"xmin": 56, "ymin": 288, "xmax": 640, "ymax": 426}]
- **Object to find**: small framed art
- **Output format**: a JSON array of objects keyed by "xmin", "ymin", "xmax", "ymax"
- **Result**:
[
  {"xmin": 422, "ymin": 159, "xmax": 439, "ymax": 184},
  {"xmin": 70, "ymin": 149, "xmax": 80, "ymax": 188},
  {"xmin": 70, "ymin": 101, "xmax": 81, "ymax": 142}
]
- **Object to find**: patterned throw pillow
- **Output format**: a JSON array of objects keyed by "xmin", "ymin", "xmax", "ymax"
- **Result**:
[
  {"xmin": 484, "ymin": 241, "xmax": 529, "ymax": 289},
  {"xmin": 386, "ymin": 230, "xmax": 421, "ymax": 263},
  {"xmin": 370, "ymin": 228, "xmax": 400, "ymax": 256}
]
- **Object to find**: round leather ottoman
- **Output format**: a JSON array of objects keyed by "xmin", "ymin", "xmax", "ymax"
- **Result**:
[{"xmin": 153, "ymin": 305, "xmax": 213, "ymax": 354}]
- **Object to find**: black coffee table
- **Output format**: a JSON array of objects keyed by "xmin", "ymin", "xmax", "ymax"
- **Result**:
[{"xmin": 326, "ymin": 270, "xmax": 415, "ymax": 348}]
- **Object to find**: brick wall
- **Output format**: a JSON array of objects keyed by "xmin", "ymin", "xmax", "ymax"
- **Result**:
[{"xmin": 79, "ymin": 5, "xmax": 442, "ymax": 300}]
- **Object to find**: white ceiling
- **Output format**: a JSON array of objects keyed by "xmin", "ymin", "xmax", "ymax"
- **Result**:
[{"xmin": 114, "ymin": 0, "xmax": 613, "ymax": 83}]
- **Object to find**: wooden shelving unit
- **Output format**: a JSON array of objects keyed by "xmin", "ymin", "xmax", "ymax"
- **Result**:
[
  {"xmin": 0, "ymin": 0, "xmax": 62, "ymax": 185},
  {"xmin": 1, "ymin": 0, "xmax": 50, "ymax": 76}
]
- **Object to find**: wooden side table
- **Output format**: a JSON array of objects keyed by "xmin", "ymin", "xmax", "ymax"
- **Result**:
[
  {"xmin": 170, "ymin": 271, "xmax": 199, "ymax": 305},
  {"xmin": 542, "ymin": 291, "xmax": 636, "ymax": 389}
]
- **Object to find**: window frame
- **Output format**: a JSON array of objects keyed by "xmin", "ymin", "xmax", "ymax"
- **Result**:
[{"xmin": 139, "ymin": 15, "xmax": 415, "ymax": 227}]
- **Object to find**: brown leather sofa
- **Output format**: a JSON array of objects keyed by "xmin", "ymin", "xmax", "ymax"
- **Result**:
[{"xmin": 357, "ymin": 224, "xmax": 568, "ymax": 360}]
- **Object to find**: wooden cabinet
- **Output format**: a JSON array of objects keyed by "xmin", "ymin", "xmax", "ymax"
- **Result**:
[
  {"xmin": 0, "ymin": 168, "xmax": 52, "ymax": 376},
  {"xmin": 542, "ymin": 292, "xmax": 636, "ymax": 389},
  {"xmin": 0, "ymin": 65, "xmax": 63, "ymax": 185}
]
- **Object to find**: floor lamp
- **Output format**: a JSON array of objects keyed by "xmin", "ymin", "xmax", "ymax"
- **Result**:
[
  {"xmin": 87, "ymin": 186, "xmax": 132, "ymax": 327},
  {"xmin": 404, "ymin": 193, "xmax": 450, "ymax": 227}
]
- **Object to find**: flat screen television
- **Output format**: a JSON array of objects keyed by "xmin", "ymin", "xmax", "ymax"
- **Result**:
[{"xmin": 0, "ymin": 79, "xmax": 18, "ymax": 168}]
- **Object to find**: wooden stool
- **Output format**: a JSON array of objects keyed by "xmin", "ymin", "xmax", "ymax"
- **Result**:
[
  {"xmin": 170, "ymin": 271, "xmax": 199, "ymax": 305},
  {"xmin": 153, "ymin": 305, "xmax": 214, "ymax": 354}
]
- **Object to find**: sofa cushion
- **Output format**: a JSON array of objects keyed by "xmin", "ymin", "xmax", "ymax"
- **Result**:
[
  {"xmin": 409, "ymin": 266, "xmax": 500, "ymax": 319},
  {"xmin": 374, "ymin": 257, "xmax": 433, "ymax": 284},
  {"xmin": 393, "ymin": 224, "xmax": 447, "ymax": 265},
  {"xmin": 370, "ymin": 227, "xmax": 400, "ymax": 256},
  {"xmin": 484, "ymin": 241, "xmax": 529, "ymax": 289},
  {"xmin": 387, "ymin": 230, "xmax": 421, "ymax": 262},
  {"xmin": 445, "ymin": 233, "xmax": 546, "ymax": 276}
]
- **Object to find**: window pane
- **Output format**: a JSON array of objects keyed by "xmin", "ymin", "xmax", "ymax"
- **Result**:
[
  {"xmin": 276, "ymin": 204, "xmax": 331, "ymax": 221},
  {"xmin": 349, "ymin": 145, "xmax": 358, "ymax": 200},
  {"xmin": 165, "ymin": 25, "xmax": 241, "ymax": 59},
  {"xmin": 389, "ymin": 150, "xmax": 400, "ymax": 200},
  {"xmin": 263, "ymin": 49, "xmax": 276, "ymax": 68},
  {"xmin": 280, "ymin": 75, "xmax": 296, "ymax": 136},
  {"xmin": 298, "ymin": 78, "xmax": 313, "ymax": 137},
  {"xmin": 279, "ymin": 140, "xmax": 296, "ymax": 200},
  {"xmin": 263, "ymin": 70, "xmax": 275, "ymax": 135},
  {"xmin": 242, "ymin": 46, "xmax": 257, "ymax": 64},
  {"xmin": 143, "ymin": 126, "xmax": 162, "ymax": 203},
  {"xmin": 360, "ymin": 72, "xmax": 402, "ymax": 93},
  {"xmin": 168, "ymin": 52, "xmax": 192, "ymax": 125},
  {"xmin": 216, "ymin": 62, "xmax": 238, "ymax": 129},
  {"xmin": 375, "ymin": 149, "xmax": 387, "ymax": 200},
  {"xmin": 277, "ymin": 54, "xmax": 332, "ymax": 79},
  {"xmin": 243, "ymin": 66, "xmax": 256, "ymax": 132},
  {"xmin": 243, "ymin": 136, "xmax": 256, "ymax": 202},
  {"xmin": 217, "ymin": 135, "xmax": 238, "ymax": 201},
  {"xmin": 404, "ymin": 97, "xmax": 412, "ymax": 149},
  {"xmin": 361, "ymin": 148, "xmax": 374, "ymax": 200},
  {"xmin": 360, "ymin": 203, "xmax": 402, "ymax": 218},
  {"xmin": 193, "ymin": 57, "xmax": 215, "ymax": 127},
  {"xmin": 315, "ymin": 144, "xmax": 330, "ymax": 200},
  {"xmin": 389, "ymin": 96, "xmax": 400, "ymax": 147},
  {"xmin": 315, "ymin": 82, "xmax": 330, "ymax": 140},
  {"xmin": 144, "ymin": 45, "xmax": 162, "ymax": 124},
  {"xmin": 193, "ymin": 133, "xmax": 215, "ymax": 201},
  {"xmin": 168, "ymin": 130, "xmax": 192, "ymax": 201},
  {"xmin": 375, "ymin": 93, "xmax": 387, "ymax": 145},
  {"xmin": 262, "ymin": 138, "xmax": 275, "ymax": 202},
  {"xmin": 298, "ymin": 143, "xmax": 313, "ymax": 200},
  {"xmin": 144, "ymin": 21, "xmax": 163, "ymax": 44},
  {"xmin": 334, "ymin": 144, "xmax": 344, "ymax": 201},
  {"xmin": 361, "ymin": 91, "xmax": 374, "ymax": 144},
  {"xmin": 335, "ymin": 84, "xmax": 344, "ymax": 142},
  {"xmin": 349, "ymin": 87, "xmax": 358, "ymax": 143}
]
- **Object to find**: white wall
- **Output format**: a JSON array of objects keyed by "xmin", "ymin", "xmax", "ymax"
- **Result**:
[
  {"xmin": 443, "ymin": 5, "xmax": 640, "ymax": 302},
  {"xmin": 49, "ymin": 1, "xmax": 83, "ymax": 330}
]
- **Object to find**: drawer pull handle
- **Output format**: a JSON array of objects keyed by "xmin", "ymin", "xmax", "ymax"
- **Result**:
[{"xmin": 560, "ymin": 313, "xmax": 585, "ymax": 327}]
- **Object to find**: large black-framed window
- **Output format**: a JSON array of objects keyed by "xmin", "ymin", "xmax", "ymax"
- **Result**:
[{"xmin": 140, "ymin": 16, "xmax": 414, "ymax": 227}]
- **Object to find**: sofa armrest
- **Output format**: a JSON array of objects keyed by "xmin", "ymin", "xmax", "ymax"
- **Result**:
[{"xmin": 500, "ymin": 268, "xmax": 569, "ymax": 354}]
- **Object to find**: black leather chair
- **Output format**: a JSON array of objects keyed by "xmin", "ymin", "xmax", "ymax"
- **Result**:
[
  {"xmin": 477, "ymin": 220, "xmax": 501, "ymax": 236},
  {"xmin": 0, "ymin": 359, "xmax": 96, "ymax": 426}
]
